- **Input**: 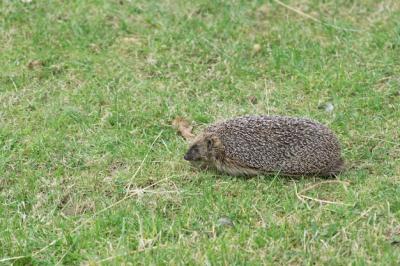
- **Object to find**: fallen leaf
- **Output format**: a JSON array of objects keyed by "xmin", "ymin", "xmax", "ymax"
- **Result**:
[
  {"xmin": 27, "ymin": 60, "xmax": 43, "ymax": 69},
  {"xmin": 172, "ymin": 117, "xmax": 194, "ymax": 141}
]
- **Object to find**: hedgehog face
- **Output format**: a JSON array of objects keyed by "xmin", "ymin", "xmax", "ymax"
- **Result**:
[
  {"xmin": 184, "ymin": 134, "xmax": 223, "ymax": 162},
  {"xmin": 184, "ymin": 140, "xmax": 209, "ymax": 161}
]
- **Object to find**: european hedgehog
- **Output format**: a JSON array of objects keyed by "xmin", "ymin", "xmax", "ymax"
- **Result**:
[{"xmin": 184, "ymin": 116, "xmax": 344, "ymax": 177}]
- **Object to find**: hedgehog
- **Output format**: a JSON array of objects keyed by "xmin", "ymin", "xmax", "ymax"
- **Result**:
[{"xmin": 183, "ymin": 116, "xmax": 344, "ymax": 177}]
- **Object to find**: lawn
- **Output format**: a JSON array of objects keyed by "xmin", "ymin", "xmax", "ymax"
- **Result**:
[{"xmin": 1, "ymin": 0, "xmax": 399, "ymax": 264}]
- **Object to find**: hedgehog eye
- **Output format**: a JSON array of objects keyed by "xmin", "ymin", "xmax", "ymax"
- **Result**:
[
  {"xmin": 191, "ymin": 145, "xmax": 199, "ymax": 152},
  {"xmin": 207, "ymin": 139, "xmax": 213, "ymax": 150}
]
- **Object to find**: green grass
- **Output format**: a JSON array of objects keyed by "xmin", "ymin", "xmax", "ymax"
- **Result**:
[{"xmin": 1, "ymin": 0, "xmax": 400, "ymax": 264}]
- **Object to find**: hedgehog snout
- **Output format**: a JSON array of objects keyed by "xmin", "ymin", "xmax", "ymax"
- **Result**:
[
  {"xmin": 183, "ymin": 151, "xmax": 192, "ymax": 161},
  {"xmin": 184, "ymin": 148, "xmax": 197, "ymax": 161}
]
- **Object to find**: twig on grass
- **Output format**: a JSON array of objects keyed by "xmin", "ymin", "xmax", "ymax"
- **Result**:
[
  {"xmin": 274, "ymin": 0, "xmax": 320, "ymax": 23},
  {"xmin": 299, "ymin": 180, "xmax": 350, "ymax": 195},
  {"xmin": 294, "ymin": 181, "xmax": 305, "ymax": 203},
  {"xmin": 298, "ymin": 193, "xmax": 351, "ymax": 206},
  {"xmin": 0, "ymin": 256, "xmax": 27, "ymax": 263},
  {"xmin": 295, "ymin": 179, "xmax": 352, "ymax": 206},
  {"xmin": 126, "ymin": 188, "xmax": 202, "ymax": 197},
  {"xmin": 272, "ymin": 0, "xmax": 362, "ymax": 32},
  {"xmin": 55, "ymin": 244, "xmax": 73, "ymax": 266},
  {"xmin": 125, "ymin": 130, "xmax": 164, "ymax": 191}
]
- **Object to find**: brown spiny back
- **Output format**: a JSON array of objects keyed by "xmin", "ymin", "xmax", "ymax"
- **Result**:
[{"xmin": 204, "ymin": 116, "xmax": 344, "ymax": 176}]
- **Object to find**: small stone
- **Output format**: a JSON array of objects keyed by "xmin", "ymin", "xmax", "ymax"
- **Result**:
[
  {"xmin": 89, "ymin": 43, "xmax": 101, "ymax": 53},
  {"xmin": 325, "ymin": 102, "xmax": 334, "ymax": 112},
  {"xmin": 146, "ymin": 55, "xmax": 157, "ymax": 65},
  {"xmin": 50, "ymin": 64, "xmax": 63, "ymax": 74},
  {"xmin": 318, "ymin": 102, "xmax": 334, "ymax": 113},
  {"xmin": 253, "ymin": 44, "xmax": 262, "ymax": 53},
  {"xmin": 217, "ymin": 217, "xmax": 234, "ymax": 227},
  {"xmin": 257, "ymin": 4, "xmax": 270, "ymax": 16},
  {"xmin": 27, "ymin": 60, "xmax": 43, "ymax": 69}
]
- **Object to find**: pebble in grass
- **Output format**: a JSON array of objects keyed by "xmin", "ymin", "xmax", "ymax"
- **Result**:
[
  {"xmin": 253, "ymin": 44, "xmax": 262, "ymax": 53},
  {"xmin": 318, "ymin": 102, "xmax": 334, "ymax": 113},
  {"xmin": 217, "ymin": 217, "xmax": 234, "ymax": 227}
]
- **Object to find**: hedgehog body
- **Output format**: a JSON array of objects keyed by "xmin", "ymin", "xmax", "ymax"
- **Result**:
[{"xmin": 184, "ymin": 116, "xmax": 344, "ymax": 177}]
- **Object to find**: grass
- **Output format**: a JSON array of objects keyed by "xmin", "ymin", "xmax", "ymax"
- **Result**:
[{"xmin": 0, "ymin": 0, "xmax": 399, "ymax": 264}]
